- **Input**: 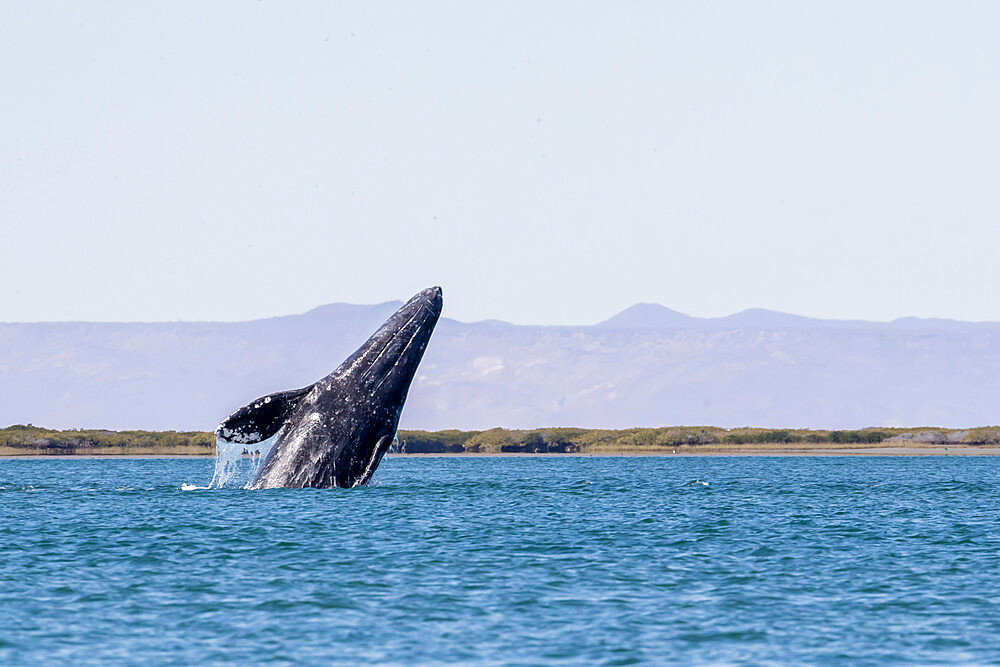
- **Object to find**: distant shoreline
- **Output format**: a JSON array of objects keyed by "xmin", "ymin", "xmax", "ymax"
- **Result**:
[
  {"xmin": 4, "ymin": 424, "xmax": 1000, "ymax": 458},
  {"xmin": 4, "ymin": 445, "xmax": 1000, "ymax": 459},
  {"xmin": 392, "ymin": 445, "xmax": 1000, "ymax": 457}
]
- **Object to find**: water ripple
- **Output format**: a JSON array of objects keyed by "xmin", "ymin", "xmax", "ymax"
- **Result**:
[{"xmin": 3, "ymin": 456, "xmax": 1000, "ymax": 663}]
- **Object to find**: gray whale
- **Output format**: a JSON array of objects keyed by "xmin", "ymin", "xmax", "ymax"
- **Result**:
[{"xmin": 215, "ymin": 286, "xmax": 443, "ymax": 488}]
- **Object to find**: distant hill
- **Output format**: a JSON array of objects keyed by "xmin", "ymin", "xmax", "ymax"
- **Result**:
[
  {"xmin": 2, "ymin": 303, "xmax": 1000, "ymax": 431},
  {"xmin": 597, "ymin": 305, "xmax": 969, "ymax": 330},
  {"xmin": 597, "ymin": 304, "xmax": 698, "ymax": 328}
]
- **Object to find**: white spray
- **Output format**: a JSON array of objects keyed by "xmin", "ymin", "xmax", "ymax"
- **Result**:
[{"xmin": 182, "ymin": 430, "xmax": 282, "ymax": 490}]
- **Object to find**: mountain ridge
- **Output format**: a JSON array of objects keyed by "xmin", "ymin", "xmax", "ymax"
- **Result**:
[
  {"xmin": 597, "ymin": 304, "xmax": 1000, "ymax": 330},
  {"xmin": 3, "ymin": 300, "xmax": 1000, "ymax": 433},
  {"xmin": 6, "ymin": 300, "xmax": 998, "ymax": 330}
]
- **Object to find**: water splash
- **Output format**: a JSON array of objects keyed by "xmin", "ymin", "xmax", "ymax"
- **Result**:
[
  {"xmin": 185, "ymin": 429, "xmax": 390, "ymax": 489},
  {"xmin": 205, "ymin": 430, "xmax": 282, "ymax": 489}
]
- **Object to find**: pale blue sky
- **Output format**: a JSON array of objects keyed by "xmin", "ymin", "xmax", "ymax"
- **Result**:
[{"xmin": 2, "ymin": 2, "xmax": 998, "ymax": 325}]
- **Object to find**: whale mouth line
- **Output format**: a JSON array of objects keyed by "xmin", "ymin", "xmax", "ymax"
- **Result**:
[
  {"xmin": 373, "ymin": 323, "xmax": 426, "ymax": 392},
  {"xmin": 360, "ymin": 307, "xmax": 425, "ymax": 381}
]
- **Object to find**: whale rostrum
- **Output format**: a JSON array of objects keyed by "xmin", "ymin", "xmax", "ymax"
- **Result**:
[{"xmin": 215, "ymin": 286, "xmax": 443, "ymax": 488}]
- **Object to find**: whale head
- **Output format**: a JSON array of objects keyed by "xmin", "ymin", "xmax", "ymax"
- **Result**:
[{"xmin": 215, "ymin": 286, "xmax": 443, "ymax": 488}]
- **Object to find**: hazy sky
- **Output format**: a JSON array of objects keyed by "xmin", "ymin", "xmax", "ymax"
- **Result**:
[{"xmin": 2, "ymin": 2, "xmax": 998, "ymax": 325}]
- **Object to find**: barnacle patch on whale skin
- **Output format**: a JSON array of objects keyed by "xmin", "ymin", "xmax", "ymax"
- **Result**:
[{"xmin": 215, "ymin": 385, "xmax": 315, "ymax": 444}]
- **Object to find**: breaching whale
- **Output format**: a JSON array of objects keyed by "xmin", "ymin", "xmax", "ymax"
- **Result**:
[{"xmin": 215, "ymin": 286, "xmax": 443, "ymax": 488}]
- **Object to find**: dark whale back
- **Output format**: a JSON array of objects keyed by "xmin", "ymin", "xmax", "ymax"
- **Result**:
[{"xmin": 215, "ymin": 286, "xmax": 443, "ymax": 488}]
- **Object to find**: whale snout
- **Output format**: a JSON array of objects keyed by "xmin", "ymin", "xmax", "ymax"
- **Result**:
[
  {"xmin": 338, "ymin": 285, "xmax": 444, "ymax": 397},
  {"xmin": 415, "ymin": 286, "xmax": 443, "ymax": 314}
]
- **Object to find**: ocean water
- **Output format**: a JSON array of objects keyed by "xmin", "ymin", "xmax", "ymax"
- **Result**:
[{"xmin": 3, "ymin": 456, "xmax": 1000, "ymax": 664}]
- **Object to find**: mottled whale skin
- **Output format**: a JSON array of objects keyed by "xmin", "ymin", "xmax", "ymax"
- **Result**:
[{"xmin": 215, "ymin": 286, "xmax": 443, "ymax": 488}]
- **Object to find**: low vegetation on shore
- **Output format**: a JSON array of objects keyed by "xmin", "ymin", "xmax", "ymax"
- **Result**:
[
  {"xmin": 0, "ymin": 425, "xmax": 215, "ymax": 456},
  {"xmin": 396, "ymin": 426, "xmax": 1000, "ymax": 453},
  {"xmin": 3, "ymin": 423, "xmax": 1000, "ymax": 456}
]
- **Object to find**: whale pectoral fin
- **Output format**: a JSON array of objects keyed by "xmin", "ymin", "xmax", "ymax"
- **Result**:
[{"xmin": 215, "ymin": 385, "xmax": 314, "ymax": 444}]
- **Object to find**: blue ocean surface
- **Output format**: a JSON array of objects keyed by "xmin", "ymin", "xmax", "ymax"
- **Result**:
[{"xmin": 2, "ymin": 455, "xmax": 1000, "ymax": 664}]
